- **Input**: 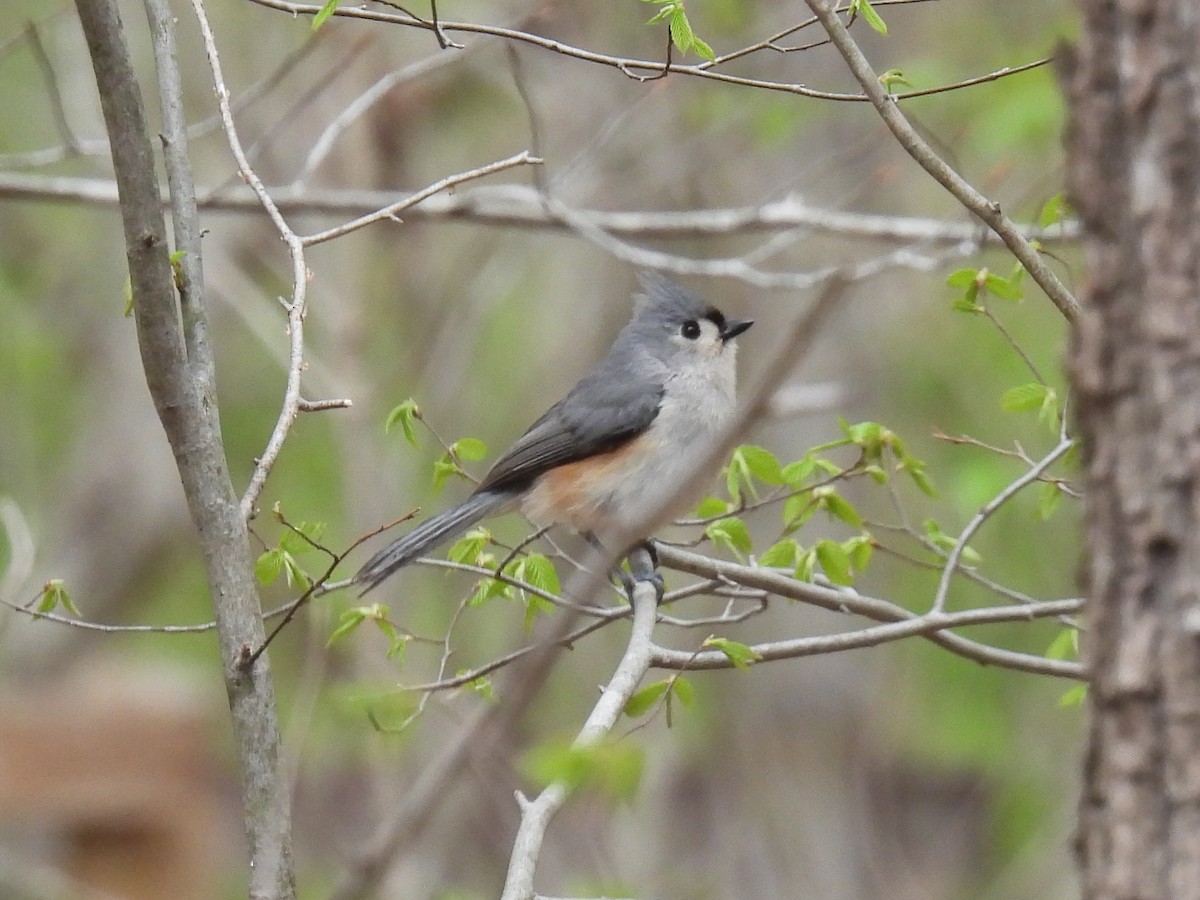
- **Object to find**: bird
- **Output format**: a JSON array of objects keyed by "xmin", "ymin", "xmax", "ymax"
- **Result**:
[{"xmin": 355, "ymin": 272, "xmax": 753, "ymax": 595}]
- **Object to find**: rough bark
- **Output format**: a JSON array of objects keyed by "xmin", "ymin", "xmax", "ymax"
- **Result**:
[
  {"xmin": 1065, "ymin": 1, "xmax": 1200, "ymax": 898},
  {"xmin": 73, "ymin": 1, "xmax": 295, "ymax": 896}
]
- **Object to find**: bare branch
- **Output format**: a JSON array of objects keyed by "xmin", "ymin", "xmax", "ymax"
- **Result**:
[
  {"xmin": 297, "ymin": 48, "xmax": 467, "ymax": 185},
  {"xmin": 25, "ymin": 20, "xmax": 83, "ymax": 156},
  {"xmin": 0, "ymin": 172, "xmax": 1081, "ymax": 245},
  {"xmin": 299, "ymin": 151, "xmax": 544, "ymax": 246},
  {"xmin": 501, "ymin": 578, "xmax": 659, "ymax": 900},
  {"xmin": 187, "ymin": 0, "xmax": 310, "ymax": 522},
  {"xmin": 931, "ymin": 435, "xmax": 1075, "ymax": 614},
  {"xmin": 656, "ymin": 545, "xmax": 1085, "ymax": 679}
]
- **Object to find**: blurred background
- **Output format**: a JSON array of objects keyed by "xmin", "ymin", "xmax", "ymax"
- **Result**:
[{"xmin": 0, "ymin": 0, "xmax": 1081, "ymax": 897}]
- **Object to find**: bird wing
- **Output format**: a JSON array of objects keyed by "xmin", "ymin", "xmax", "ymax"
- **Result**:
[{"xmin": 475, "ymin": 363, "xmax": 664, "ymax": 495}]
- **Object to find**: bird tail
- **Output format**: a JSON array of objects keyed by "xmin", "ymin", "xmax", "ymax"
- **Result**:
[{"xmin": 355, "ymin": 490, "xmax": 513, "ymax": 594}]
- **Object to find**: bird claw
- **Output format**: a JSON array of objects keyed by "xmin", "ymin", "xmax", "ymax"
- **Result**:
[{"xmin": 622, "ymin": 542, "xmax": 664, "ymax": 603}]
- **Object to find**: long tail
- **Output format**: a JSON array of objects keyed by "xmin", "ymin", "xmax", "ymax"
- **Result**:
[{"xmin": 355, "ymin": 490, "xmax": 513, "ymax": 594}]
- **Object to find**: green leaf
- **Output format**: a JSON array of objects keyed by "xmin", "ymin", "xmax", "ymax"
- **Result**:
[
  {"xmin": 758, "ymin": 539, "xmax": 799, "ymax": 568},
  {"xmin": 703, "ymin": 636, "xmax": 761, "ymax": 670},
  {"xmin": 694, "ymin": 496, "xmax": 731, "ymax": 518},
  {"xmin": 813, "ymin": 457, "xmax": 843, "ymax": 477},
  {"xmin": 281, "ymin": 552, "xmax": 312, "ymax": 588},
  {"xmin": 983, "ymin": 271, "xmax": 1024, "ymax": 301},
  {"xmin": 670, "ymin": 675, "xmax": 694, "ymax": 708},
  {"xmin": 327, "ymin": 607, "xmax": 369, "ymax": 645},
  {"xmin": 845, "ymin": 535, "xmax": 874, "ymax": 572},
  {"xmin": 864, "ymin": 464, "xmax": 889, "ymax": 484},
  {"xmin": 369, "ymin": 614, "xmax": 408, "ymax": 661},
  {"xmin": 384, "ymin": 398, "xmax": 420, "ymax": 447},
  {"xmin": 1059, "ymin": 684, "xmax": 1087, "ymax": 707},
  {"xmin": 312, "ymin": 0, "xmax": 338, "ymax": 30},
  {"xmin": 1045, "ymin": 627, "xmax": 1078, "ymax": 661},
  {"xmin": 852, "ymin": 0, "xmax": 888, "ymax": 34},
  {"xmin": 467, "ymin": 674, "xmax": 495, "ymax": 701},
  {"xmin": 841, "ymin": 419, "xmax": 884, "ymax": 452},
  {"xmin": 946, "ymin": 268, "xmax": 980, "ymax": 288},
  {"xmin": 736, "ymin": 445, "xmax": 785, "ymax": 485},
  {"xmin": 878, "ymin": 68, "xmax": 911, "ymax": 92},
  {"xmin": 642, "ymin": 0, "xmax": 715, "ymax": 61},
  {"xmin": 923, "ymin": 519, "xmax": 983, "ymax": 565},
  {"xmin": 432, "ymin": 453, "xmax": 461, "ymax": 492},
  {"xmin": 782, "ymin": 493, "xmax": 817, "ymax": 533},
  {"xmin": 689, "ymin": 33, "xmax": 716, "ymax": 62},
  {"xmin": 795, "ymin": 548, "xmax": 817, "ymax": 582},
  {"xmin": 781, "ymin": 456, "xmax": 816, "ymax": 486},
  {"xmin": 815, "ymin": 539, "xmax": 854, "ymax": 586},
  {"xmin": 906, "ymin": 465, "xmax": 939, "ymax": 498},
  {"xmin": 255, "ymin": 548, "xmax": 284, "ymax": 585},
  {"xmin": 1039, "ymin": 388, "xmax": 1061, "ymax": 432},
  {"xmin": 168, "ymin": 250, "xmax": 187, "ymax": 293},
  {"xmin": 519, "ymin": 553, "xmax": 561, "ymax": 596},
  {"xmin": 454, "ymin": 437, "xmax": 488, "ymax": 462},
  {"xmin": 37, "ymin": 579, "xmax": 78, "ymax": 616},
  {"xmin": 448, "ymin": 528, "xmax": 491, "ymax": 565},
  {"xmin": 1037, "ymin": 482, "xmax": 1064, "ymax": 521},
  {"xmin": 279, "ymin": 520, "xmax": 326, "ymax": 555},
  {"xmin": 523, "ymin": 740, "xmax": 644, "ymax": 801},
  {"xmin": 326, "ymin": 607, "xmax": 391, "ymax": 648},
  {"xmin": 625, "ymin": 680, "xmax": 671, "ymax": 717},
  {"xmin": 952, "ymin": 297, "xmax": 985, "ymax": 314},
  {"xmin": 816, "ymin": 488, "xmax": 863, "ymax": 528},
  {"xmin": 706, "ymin": 516, "xmax": 752, "ymax": 558},
  {"xmin": 504, "ymin": 557, "xmax": 557, "ymax": 628},
  {"xmin": 1001, "ymin": 382, "xmax": 1053, "ymax": 413},
  {"xmin": 469, "ymin": 570, "xmax": 512, "ymax": 607},
  {"xmin": 668, "ymin": 9, "xmax": 692, "ymax": 50},
  {"xmin": 1038, "ymin": 192, "xmax": 1069, "ymax": 229}
]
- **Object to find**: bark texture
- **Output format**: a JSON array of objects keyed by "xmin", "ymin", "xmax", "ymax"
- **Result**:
[
  {"xmin": 1066, "ymin": 1, "xmax": 1200, "ymax": 898},
  {"xmin": 74, "ymin": 0, "xmax": 295, "ymax": 895}
]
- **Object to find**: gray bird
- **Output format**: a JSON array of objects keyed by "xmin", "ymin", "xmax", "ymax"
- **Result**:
[{"xmin": 355, "ymin": 273, "xmax": 752, "ymax": 594}]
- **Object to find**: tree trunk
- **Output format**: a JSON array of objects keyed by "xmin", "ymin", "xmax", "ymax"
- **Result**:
[{"xmin": 1065, "ymin": 1, "xmax": 1200, "ymax": 898}]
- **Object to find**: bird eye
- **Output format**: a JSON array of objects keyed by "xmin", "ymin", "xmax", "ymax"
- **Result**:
[{"xmin": 681, "ymin": 320, "xmax": 701, "ymax": 340}]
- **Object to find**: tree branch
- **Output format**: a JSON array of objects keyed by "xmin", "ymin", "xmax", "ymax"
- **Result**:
[
  {"xmin": 185, "ymin": 0, "xmax": 310, "ymax": 523},
  {"xmin": 655, "ymin": 545, "xmax": 1085, "ymax": 679},
  {"xmin": 931, "ymin": 434, "xmax": 1075, "ymax": 614},
  {"xmin": 500, "ymin": 577, "xmax": 659, "ymax": 900},
  {"xmin": 75, "ymin": 0, "xmax": 295, "ymax": 895},
  {"xmin": 244, "ymin": 0, "xmax": 1051, "ymax": 106},
  {"xmin": 0, "ymin": 172, "xmax": 1081, "ymax": 245}
]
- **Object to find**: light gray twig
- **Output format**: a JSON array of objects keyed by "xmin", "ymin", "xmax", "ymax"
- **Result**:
[{"xmin": 500, "ymin": 578, "xmax": 659, "ymax": 900}]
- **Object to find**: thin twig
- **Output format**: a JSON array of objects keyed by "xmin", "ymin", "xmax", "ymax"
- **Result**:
[
  {"xmin": 190, "ymin": 0, "xmax": 310, "ymax": 523},
  {"xmin": 299, "ymin": 151, "xmax": 543, "ymax": 245},
  {"xmin": 245, "ymin": 0, "xmax": 1048, "ymax": 105},
  {"xmin": 931, "ymin": 435, "xmax": 1075, "ymax": 614},
  {"xmin": 657, "ymin": 545, "xmax": 1084, "ymax": 679}
]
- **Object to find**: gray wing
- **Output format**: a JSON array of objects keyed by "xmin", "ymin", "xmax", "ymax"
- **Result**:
[{"xmin": 476, "ymin": 360, "xmax": 664, "ymax": 495}]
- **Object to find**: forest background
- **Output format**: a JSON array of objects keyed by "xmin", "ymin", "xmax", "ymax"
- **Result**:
[{"xmin": 0, "ymin": 1, "xmax": 1086, "ymax": 898}]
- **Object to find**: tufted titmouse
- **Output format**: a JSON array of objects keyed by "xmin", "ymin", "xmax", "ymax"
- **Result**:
[{"xmin": 355, "ymin": 272, "xmax": 753, "ymax": 594}]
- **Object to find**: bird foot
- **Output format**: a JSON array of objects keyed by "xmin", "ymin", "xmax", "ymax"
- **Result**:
[{"xmin": 623, "ymin": 542, "xmax": 664, "ymax": 603}]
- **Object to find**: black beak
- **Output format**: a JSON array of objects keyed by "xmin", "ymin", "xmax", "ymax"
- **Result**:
[{"xmin": 721, "ymin": 318, "xmax": 754, "ymax": 341}]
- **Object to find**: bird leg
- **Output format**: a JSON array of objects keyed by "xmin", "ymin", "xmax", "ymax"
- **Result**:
[{"xmin": 584, "ymin": 533, "xmax": 664, "ymax": 603}]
